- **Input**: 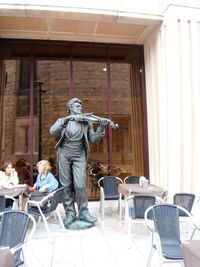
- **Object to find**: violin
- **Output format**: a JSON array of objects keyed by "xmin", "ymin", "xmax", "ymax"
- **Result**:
[{"xmin": 81, "ymin": 113, "xmax": 119, "ymax": 129}]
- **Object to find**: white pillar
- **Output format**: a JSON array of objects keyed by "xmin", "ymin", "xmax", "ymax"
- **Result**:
[{"xmin": 144, "ymin": 6, "xmax": 200, "ymax": 195}]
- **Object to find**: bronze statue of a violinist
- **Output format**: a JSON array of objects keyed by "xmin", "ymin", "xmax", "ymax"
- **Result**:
[{"xmin": 49, "ymin": 97, "xmax": 118, "ymax": 229}]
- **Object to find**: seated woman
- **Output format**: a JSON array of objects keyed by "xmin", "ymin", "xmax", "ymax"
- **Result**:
[
  {"xmin": 0, "ymin": 160, "xmax": 19, "ymax": 208},
  {"xmin": 0, "ymin": 160, "xmax": 19, "ymax": 187},
  {"xmin": 29, "ymin": 159, "xmax": 59, "ymax": 202}
]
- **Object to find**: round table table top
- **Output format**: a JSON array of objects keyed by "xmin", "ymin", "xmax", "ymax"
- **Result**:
[
  {"xmin": 0, "ymin": 184, "xmax": 28, "ymax": 198},
  {"xmin": 0, "ymin": 246, "xmax": 14, "ymax": 267},
  {"xmin": 118, "ymin": 183, "xmax": 167, "ymax": 199},
  {"xmin": 182, "ymin": 240, "xmax": 200, "ymax": 267}
]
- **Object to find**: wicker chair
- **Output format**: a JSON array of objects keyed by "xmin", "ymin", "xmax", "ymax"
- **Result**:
[
  {"xmin": 173, "ymin": 193, "xmax": 196, "ymax": 216},
  {"xmin": 125, "ymin": 194, "xmax": 157, "ymax": 239},
  {"xmin": 124, "ymin": 175, "xmax": 140, "ymax": 184},
  {"xmin": 0, "ymin": 195, "xmax": 15, "ymax": 212},
  {"xmin": 25, "ymin": 187, "xmax": 65, "ymax": 235},
  {"xmin": 98, "ymin": 176, "xmax": 123, "ymax": 219},
  {"xmin": 0, "ymin": 210, "xmax": 36, "ymax": 267},
  {"xmin": 144, "ymin": 203, "xmax": 200, "ymax": 267}
]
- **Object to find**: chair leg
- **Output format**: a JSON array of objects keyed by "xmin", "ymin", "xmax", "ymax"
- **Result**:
[
  {"xmin": 53, "ymin": 213, "xmax": 59, "ymax": 224},
  {"xmin": 21, "ymin": 249, "xmax": 26, "ymax": 267},
  {"xmin": 124, "ymin": 199, "xmax": 129, "ymax": 229},
  {"xmin": 154, "ymin": 232, "xmax": 163, "ymax": 267},
  {"xmin": 147, "ymin": 232, "xmax": 158, "ymax": 267},
  {"xmin": 99, "ymin": 198, "xmax": 104, "ymax": 219},
  {"xmin": 37, "ymin": 216, "xmax": 41, "ymax": 225},
  {"xmin": 190, "ymin": 227, "xmax": 197, "ymax": 239},
  {"xmin": 56, "ymin": 209, "xmax": 65, "ymax": 230},
  {"xmin": 119, "ymin": 193, "xmax": 122, "ymax": 220},
  {"xmin": 146, "ymin": 247, "xmax": 154, "ymax": 267},
  {"xmin": 101, "ymin": 199, "xmax": 105, "ymax": 219},
  {"xmin": 127, "ymin": 218, "xmax": 132, "ymax": 248},
  {"xmin": 99, "ymin": 198, "xmax": 102, "ymax": 213},
  {"xmin": 40, "ymin": 213, "xmax": 50, "ymax": 235}
]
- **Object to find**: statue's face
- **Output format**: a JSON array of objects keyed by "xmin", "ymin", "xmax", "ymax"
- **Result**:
[{"xmin": 70, "ymin": 101, "xmax": 82, "ymax": 115}]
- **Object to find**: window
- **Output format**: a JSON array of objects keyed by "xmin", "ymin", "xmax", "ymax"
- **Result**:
[{"xmin": 17, "ymin": 60, "xmax": 38, "ymax": 117}]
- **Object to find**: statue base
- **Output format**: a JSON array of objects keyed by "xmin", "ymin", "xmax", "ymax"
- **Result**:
[{"xmin": 64, "ymin": 219, "xmax": 95, "ymax": 230}]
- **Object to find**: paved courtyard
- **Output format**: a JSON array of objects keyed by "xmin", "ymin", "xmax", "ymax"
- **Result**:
[{"xmin": 24, "ymin": 200, "xmax": 199, "ymax": 267}]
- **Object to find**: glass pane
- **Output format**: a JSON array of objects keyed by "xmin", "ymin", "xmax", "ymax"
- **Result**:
[
  {"xmin": 72, "ymin": 61, "xmax": 109, "ymax": 198},
  {"xmin": 111, "ymin": 63, "xmax": 145, "ymax": 179},
  {"xmin": 1, "ymin": 60, "xmax": 37, "ymax": 184},
  {"xmin": 73, "ymin": 61, "xmax": 108, "ymax": 155},
  {"xmin": 1, "ymin": 58, "xmax": 145, "ymax": 199},
  {"xmin": 37, "ymin": 60, "xmax": 70, "ymax": 176}
]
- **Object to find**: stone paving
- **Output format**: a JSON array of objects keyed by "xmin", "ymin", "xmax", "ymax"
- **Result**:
[{"xmin": 24, "ymin": 200, "xmax": 199, "ymax": 267}]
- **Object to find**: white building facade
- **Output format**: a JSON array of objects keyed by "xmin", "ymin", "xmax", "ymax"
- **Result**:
[{"xmin": 0, "ymin": 0, "xmax": 200, "ymax": 194}]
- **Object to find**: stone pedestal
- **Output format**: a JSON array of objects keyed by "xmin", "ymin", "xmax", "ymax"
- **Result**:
[{"xmin": 64, "ymin": 219, "xmax": 94, "ymax": 230}]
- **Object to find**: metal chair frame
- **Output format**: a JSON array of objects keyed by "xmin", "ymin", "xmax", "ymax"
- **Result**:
[
  {"xmin": 173, "ymin": 192, "xmax": 196, "ymax": 216},
  {"xmin": 144, "ymin": 203, "xmax": 200, "ymax": 267},
  {"xmin": 25, "ymin": 187, "xmax": 65, "ymax": 235},
  {"xmin": 98, "ymin": 176, "xmax": 123, "ymax": 219},
  {"xmin": 0, "ymin": 195, "xmax": 16, "ymax": 212},
  {"xmin": 0, "ymin": 210, "xmax": 36, "ymax": 267},
  {"xmin": 125, "ymin": 194, "xmax": 157, "ymax": 236},
  {"xmin": 124, "ymin": 175, "xmax": 140, "ymax": 184}
]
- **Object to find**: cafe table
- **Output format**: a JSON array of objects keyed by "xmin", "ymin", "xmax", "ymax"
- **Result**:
[
  {"xmin": 182, "ymin": 240, "xmax": 200, "ymax": 267},
  {"xmin": 118, "ymin": 183, "xmax": 168, "ymax": 220},
  {"xmin": 0, "ymin": 246, "xmax": 14, "ymax": 267},
  {"xmin": 0, "ymin": 184, "xmax": 29, "ymax": 210}
]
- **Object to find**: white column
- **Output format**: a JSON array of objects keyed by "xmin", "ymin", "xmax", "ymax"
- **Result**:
[{"xmin": 144, "ymin": 9, "xmax": 200, "ymax": 195}]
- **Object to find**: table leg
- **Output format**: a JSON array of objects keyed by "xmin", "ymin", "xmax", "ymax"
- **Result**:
[
  {"xmin": 18, "ymin": 194, "xmax": 23, "ymax": 210},
  {"xmin": 119, "ymin": 193, "xmax": 122, "ymax": 220}
]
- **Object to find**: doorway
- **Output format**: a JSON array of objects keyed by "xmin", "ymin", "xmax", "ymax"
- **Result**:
[{"xmin": 0, "ymin": 39, "xmax": 148, "ymax": 199}]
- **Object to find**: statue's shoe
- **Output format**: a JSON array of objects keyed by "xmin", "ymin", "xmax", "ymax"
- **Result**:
[
  {"xmin": 63, "ymin": 214, "xmax": 76, "ymax": 226},
  {"xmin": 79, "ymin": 213, "xmax": 97, "ymax": 223}
]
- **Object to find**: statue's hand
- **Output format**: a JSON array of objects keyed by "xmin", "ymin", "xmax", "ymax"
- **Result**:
[
  {"xmin": 99, "ymin": 118, "xmax": 109, "ymax": 131},
  {"xmin": 62, "ymin": 116, "xmax": 71, "ymax": 126}
]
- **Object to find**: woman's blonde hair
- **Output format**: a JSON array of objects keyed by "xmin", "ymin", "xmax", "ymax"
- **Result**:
[{"xmin": 36, "ymin": 160, "xmax": 52, "ymax": 172}]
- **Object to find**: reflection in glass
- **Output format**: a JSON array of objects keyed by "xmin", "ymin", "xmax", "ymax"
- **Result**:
[{"xmin": 1, "ymin": 59, "xmax": 145, "ymax": 199}]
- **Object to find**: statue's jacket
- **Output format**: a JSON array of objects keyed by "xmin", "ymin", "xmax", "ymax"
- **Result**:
[{"xmin": 49, "ymin": 117, "xmax": 105, "ymax": 157}]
